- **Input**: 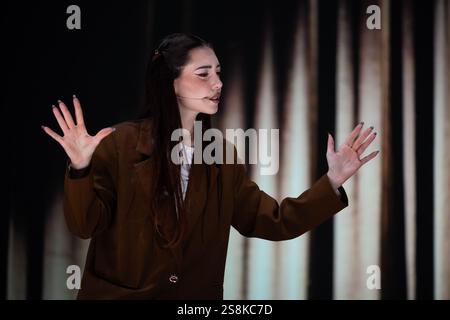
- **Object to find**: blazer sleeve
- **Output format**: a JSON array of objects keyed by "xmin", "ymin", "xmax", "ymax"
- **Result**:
[
  {"xmin": 63, "ymin": 133, "xmax": 118, "ymax": 239},
  {"xmin": 231, "ymin": 148, "xmax": 349, "ymax": 241}
]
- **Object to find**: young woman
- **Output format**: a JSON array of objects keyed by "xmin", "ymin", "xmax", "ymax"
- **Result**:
[{"xmin": 41, "ymin": 33, "xmax": 379, "ymax": 299}]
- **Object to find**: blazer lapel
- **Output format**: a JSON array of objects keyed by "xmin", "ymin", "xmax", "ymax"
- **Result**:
[
  {"xmin": 133, "ymin": 119, "xmax": 184, "ymax": 264},
  {"xmin": 132, "ymin": 118, "xmax": 219, "ymax": 264},
  {"xmin": 183, "ymin": 162, "xmax": 208, "ymax": 242}
]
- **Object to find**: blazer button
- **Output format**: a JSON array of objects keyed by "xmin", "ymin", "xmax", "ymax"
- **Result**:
[{"xmin": 169, "ymin": 274, "xmax": 179, "ymax": 283}]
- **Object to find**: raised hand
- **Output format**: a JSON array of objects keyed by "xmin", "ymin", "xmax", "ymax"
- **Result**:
[
  {"xmin": 41, "ymin": 95, "xmax": 116, "ymax": 169},
  {"xmin": 326, "ymin": 122, "xmax": 379, "ymax": 189}
]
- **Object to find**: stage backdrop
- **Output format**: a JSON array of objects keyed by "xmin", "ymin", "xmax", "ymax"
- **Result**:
[{"xmin": 2, "ymin": 0, "xmax": 449, "ymax": 299}]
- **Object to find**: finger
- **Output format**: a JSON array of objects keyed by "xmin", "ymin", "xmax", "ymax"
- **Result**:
[
  {"xmin": 52, "ymin": 105, "xmax": 69, "ymax": 134},
  {"xmin": 94, "ymin": 127, "xmax": 116, "ymax": 144},
  {"xmin": 345, "ymin": 122, "xmax": 364, "ymax": 147},
  {"xmin": 357, "ymin": 131, "xmax": 377, "ymax": 156},
  {"xmin": 353, "ymin": 126, "xmax": 374, "ymax": 150},
  {"xmin": 41, "ymin": 125, "xmax": 63, "ymax": 144},
  {"xmin": 57, "ymin": 100, "xmax": 76, "ymax": 129},
  {"xmin": 360, "ymin": 150, "xmax": 380, "ymax": 165},
  {"xmin": 72, "ymin": 95, "xmax": 85, "ymax": 128},
  {"xmin": 327, "ymin": 133, "xmax": 335, "ymax": 154}
]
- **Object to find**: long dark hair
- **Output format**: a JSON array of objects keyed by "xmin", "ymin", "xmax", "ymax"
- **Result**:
[{"xmin": 137, "ymin": 33, "xmax": 213, "ymax": 248}]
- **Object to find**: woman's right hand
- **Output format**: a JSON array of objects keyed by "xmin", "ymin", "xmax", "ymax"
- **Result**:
[{"xmin": 41, "ymin": 95, "xmax": 116, "ymax": 169}]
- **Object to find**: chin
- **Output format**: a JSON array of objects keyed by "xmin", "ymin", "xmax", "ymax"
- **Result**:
[
  {"xmin": 197, "ymin": 104, "xmax": 219, "ymax": 115},
  {"xmin": 205, "ymin": 106, "xmax": 219, "ymax": 115},
  {"xmin": 184, "ymin": 101, "xmax": 219, "ymax": 115}
]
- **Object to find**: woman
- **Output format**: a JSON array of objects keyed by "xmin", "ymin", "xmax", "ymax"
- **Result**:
[{"xmin": 41, "ymin": 33, "xmax": 379, "ymax": 299}]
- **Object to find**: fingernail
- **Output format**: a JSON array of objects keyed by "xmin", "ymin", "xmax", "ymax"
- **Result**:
[
  {"xmin": 111, "ymin": 127, "xmax": 116, "ymax": 131},
  {"xmin": 374, "ymin": 132, "xmax": 377, "ymax": 136},
  {"xmin": 41, "ymin": 125, "xmax": 45, "ymax": 130},
  {"xmin": 73, "ymin": 94, "xmax": 77, "ymax": 99},
  {"xmin": 57, "ymin": 99, "xmax": 62, "ymax": 104},
  {"xmin": 360, "ymin": 121, "xmax": 364, "ymax": 126},
  {"xmin": 370, "ymin": 126, "xmax": 374, "ymax": 130},
  {"xmin": 51, "ymin": 105, "xmax": 56, "ymax": 109}
]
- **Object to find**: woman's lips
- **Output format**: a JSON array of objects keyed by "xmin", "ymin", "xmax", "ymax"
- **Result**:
[{"xmin": 208, "ymin": 96, "xmax": 220, "ymax": 103}]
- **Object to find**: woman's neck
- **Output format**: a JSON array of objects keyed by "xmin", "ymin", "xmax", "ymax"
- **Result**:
[{"xmin": 179, "ymin": 108, "xmax": 197, "ymax": 147}]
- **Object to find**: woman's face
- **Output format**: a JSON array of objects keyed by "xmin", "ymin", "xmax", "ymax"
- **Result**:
[{"xmin": 174, "ymin": 46, "xmax": 223, "ymax": 116}]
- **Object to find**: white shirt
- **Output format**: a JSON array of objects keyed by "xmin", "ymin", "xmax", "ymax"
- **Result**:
[{"xmin": 178, "ymin": 142, "xmax": 194, "ymax": 200}]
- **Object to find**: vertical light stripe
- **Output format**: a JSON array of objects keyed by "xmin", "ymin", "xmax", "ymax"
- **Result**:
[
  {"xmin": 278, "ymin": 9, "xmax": 310, "ymax": 300},
  {"xmin": 402, "ymin": 0, "xmax": 416, "ymax": 300},
  {"xmin": 220, "ymin": 54, "xmax": 246, "ymax": 300},
  {"xmin": 356, "ymin": 0, "xmax": 383, "ymax": 299},
  {"xmin": 247, "ymin": 26, "xmax": 279, "ymax": 300},
  {"xmin": 7, "ymin": 215, "xmax": 27, "ymax": 299},
  {"xmin": 43, "ymin": 191, "xmax": 90, "ymax": 299},
  {"xmin": 334, "ymin": 0, "xmax": 360, "ymax": 300},
  {"xmin": 42, "ymin": 192, "xmax": 74, "ymax": 299},
  {"xmin": 433, "ymin": 0, "xmax": 450, "ymax": 300},
  {"xmin": 74, "ymin": 236, "xmax": 89, "ymax": 299}
]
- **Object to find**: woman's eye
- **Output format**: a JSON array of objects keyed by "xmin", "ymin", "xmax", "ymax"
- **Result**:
[{"xmin": 196, "ymin": 71, "xmax": 221, "ymax": 78}]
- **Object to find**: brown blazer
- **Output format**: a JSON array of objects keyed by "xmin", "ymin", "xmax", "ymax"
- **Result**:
[{"xmin": 63, "ymin": 118, "xmax": 348, "ymax": 299}]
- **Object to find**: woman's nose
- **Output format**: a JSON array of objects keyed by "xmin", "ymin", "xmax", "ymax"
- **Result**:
[{"xmin": 212, "ymin": 78, "xmax": 223, "ymax": 91}]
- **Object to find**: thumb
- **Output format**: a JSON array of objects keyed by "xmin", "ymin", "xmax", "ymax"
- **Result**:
[
  {"xmin": 95, "ymin": 127, "xmax": 116, "ymax": 144},
  {"xmin": 327, "ymin": 132, "xmax": 335, "ymax": 154}
]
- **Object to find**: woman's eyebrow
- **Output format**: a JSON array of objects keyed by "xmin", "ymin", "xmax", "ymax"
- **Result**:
[{"xmin": 194, "ymin": 64, "xmax": 221, "ymax": 71}]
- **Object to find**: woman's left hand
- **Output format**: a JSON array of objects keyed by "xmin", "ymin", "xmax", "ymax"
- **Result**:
[{"xmin": 326, "ymin": 122, "xmax": 379, "ymax": 190}]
